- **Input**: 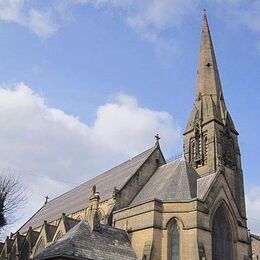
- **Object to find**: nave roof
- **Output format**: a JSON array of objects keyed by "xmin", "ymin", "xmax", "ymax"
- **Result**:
[{"xmin": 19, "ymin": 146, "xmax": 156, "ymax": 233}]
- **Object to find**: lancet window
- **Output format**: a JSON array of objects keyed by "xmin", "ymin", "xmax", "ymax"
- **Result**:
[{"xmin": 168, "ymin": 219, "xmax": 180, "ymax": 260}]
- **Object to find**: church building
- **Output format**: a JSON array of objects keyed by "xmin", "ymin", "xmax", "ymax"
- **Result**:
[{"xmin": 0, "ymin": 13, "xmax": 258, "ymax": 260}]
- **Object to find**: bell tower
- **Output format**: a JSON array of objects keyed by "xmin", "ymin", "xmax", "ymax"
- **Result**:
[{"xmin": 183, "ymin": 13, "xmax": 246, "ymax": 218}]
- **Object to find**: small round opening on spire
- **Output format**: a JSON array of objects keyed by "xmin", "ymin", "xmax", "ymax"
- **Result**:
[{"xmin": 206, "ymin": 62, "xmax": 211, "ymax": 67}]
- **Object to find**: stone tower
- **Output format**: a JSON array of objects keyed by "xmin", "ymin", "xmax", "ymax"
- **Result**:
[{"xmin": 183, "ymin": 13, "xmax": 246, "ymax": 218}]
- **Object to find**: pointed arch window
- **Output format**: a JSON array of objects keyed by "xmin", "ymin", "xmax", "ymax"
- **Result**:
[
  {"xmin": 212, "ymin": 205, "xmax": 233, "ymax": 260},
  {"xmin": 168, "ymin": 219, "xmax": 180, "ymax": 260}
]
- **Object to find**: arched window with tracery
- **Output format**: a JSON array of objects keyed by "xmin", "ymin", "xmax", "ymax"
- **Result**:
[
  {"xmin": 212, "ymin": 205, "xmax": 233, "ymax": 260},
  {"xmin": 168, "ymin": 219, "xmax": 180, "ymax": 260}
]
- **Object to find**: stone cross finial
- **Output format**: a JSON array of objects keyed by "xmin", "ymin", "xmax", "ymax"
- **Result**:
[{"xmin": 155, "ymin": 134, "xmax": 160, "ymax": 144}]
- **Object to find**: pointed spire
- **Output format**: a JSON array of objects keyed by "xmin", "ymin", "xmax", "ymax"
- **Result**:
[{"xmin": 196, "ymin": 12, "xmax": 223, "ymax": 99}]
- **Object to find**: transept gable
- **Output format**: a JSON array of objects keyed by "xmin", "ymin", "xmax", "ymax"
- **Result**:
[{"xmin": 114, "ymin": 143, "xmax": 166, "ymax": 210}]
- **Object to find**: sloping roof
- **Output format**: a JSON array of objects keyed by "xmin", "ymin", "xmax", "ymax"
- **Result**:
[
  {"xmin": 19, "ymin": 146, "xmax": 156, "ymax": 234},
  {"xmin": 34, "ymin": 220, "xmax": 137, "ymax": 260},
  {"xmin": 197, "ymin": 172, "xmax": 217, "ymax": 200},
  {"xmin": 130, "ymin": 159, "xmax": 200, "ymax": 206}
]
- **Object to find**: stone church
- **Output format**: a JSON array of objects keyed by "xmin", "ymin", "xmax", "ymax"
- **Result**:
[{"xmin": 0, "ymin": 13, "xmax": 259, "ymax": 260}]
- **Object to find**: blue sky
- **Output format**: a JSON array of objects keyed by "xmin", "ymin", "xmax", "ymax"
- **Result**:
[{"xmin": 0, "ymin": 0, "xmax": 260, "ymax": 234}]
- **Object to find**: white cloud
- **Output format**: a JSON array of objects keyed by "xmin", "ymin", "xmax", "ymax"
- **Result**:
[
  {"xmin": 0, "ymin": 82, "xmax": 181, "ymax": 233},
  {"xmin": 1, "ymin": 0, "xmax": 260, "ymax": 51},
  {"xmin": 0, "ymin": 0, "xmax": 57, "ymax": 38},
  {"xmin": 246, "ymin": 187, "xmax": 260, "ymax": 235},
  {"xmin": 28, "ymin": 9, "xmax": 58, "ymax": 38},
  {"xmin": 0, "ymin": 0, "xmax": 23, "ymax": 22}
]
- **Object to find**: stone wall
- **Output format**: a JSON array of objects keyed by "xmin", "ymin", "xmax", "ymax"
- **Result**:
[{"xmin": 251, "ymin": 235, "xmax": 260, "ymax": 260}]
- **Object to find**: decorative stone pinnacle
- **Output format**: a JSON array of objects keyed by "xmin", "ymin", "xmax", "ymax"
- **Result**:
[{"xmin": 92, "ymin": 185, "xmax": 96, "ymax": 195}]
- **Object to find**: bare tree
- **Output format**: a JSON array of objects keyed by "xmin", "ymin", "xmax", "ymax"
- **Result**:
[{"xmin": 0, "ymin": 170, "xmax": 26, "ymax": 230}]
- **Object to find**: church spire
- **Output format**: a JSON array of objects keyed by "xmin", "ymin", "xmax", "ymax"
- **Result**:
[
  {"xmin": 196, "ymin": 11, "xmax": 223, "ymax": 100},
  {"xmin": 185, "ymin": 13, "xmax": 236, "ymax": 136},
  {"xmin": 183, "ymin": 13, "xmax": 246, "ymax": 218}
]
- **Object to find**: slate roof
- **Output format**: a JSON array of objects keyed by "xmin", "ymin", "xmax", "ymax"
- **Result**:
[
  {"xmin": 34, "ymin": 220, "xmax": 137, "ymax": 260},
  {"xmin": 197, "ymin": 172, "xmax": 217, "ymax": 199},
  {"xmin": 19, "ymin": 146, "xmax": 156, "ymax": 234},
  {"xmin": 130, "ymin": 158, "xmax": 200, "ymax": 206}
]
